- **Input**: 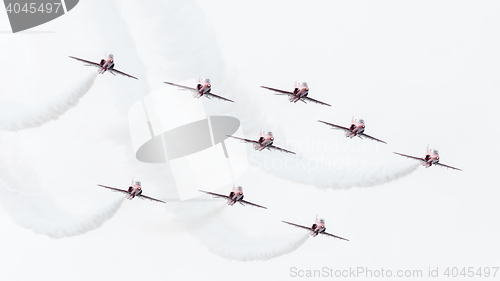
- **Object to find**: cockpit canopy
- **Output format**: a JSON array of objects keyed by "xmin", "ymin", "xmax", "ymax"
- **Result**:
[
  {"xmin": 204, "ymin": 78, "xmax": 210, "ymax": 83},
  {"xmin": 237, "ymin": 186, "xmax": 243, "ymax": 190},
  {"xmin": 267, "ymin": 132, "xmax": 273, "ymax": 136},
  {"xmin": 108, "ymin": 54, "xmax": 114, "ymax": 59},
  {"xmin": 301, "ymin": 82, "xmax": 308, "ymax": 87},
  {"xmin": 432, "ymin": 149, "xmax": 439, "ymax": 155},
  {"xmin": 358, "ymin": 119, "xmax": 365, "ymax": 123},
  {"xmin": 134, "ymin": 181, "xmax": 141, "ymax": 186},
  {"xmin": 319, "ymin": 218, "xmax": 325, "ymax": 224}
]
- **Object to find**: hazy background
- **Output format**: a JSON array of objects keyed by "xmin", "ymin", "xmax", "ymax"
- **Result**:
[{"xmin": 0, "ymin": 1, "xmax": 498, "ymax": 280}]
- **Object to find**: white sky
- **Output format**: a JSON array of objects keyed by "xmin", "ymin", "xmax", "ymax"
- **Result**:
[{"xmin": 0, "ymin": 1, "xmax": 499, "ymax": 280}]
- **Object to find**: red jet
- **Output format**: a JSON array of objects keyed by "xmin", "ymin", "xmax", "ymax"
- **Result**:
[
  {"xmin": 69, "ymin": 54, "xmax": 138, "ymax": 79},
  {"xmin": 227, "ymin": 130, "xmax": 296, "ymax": 154},
  {"xmin": 394, "ymin": 144, "xmax": 462, "ymax": 171},
  {"xmin": 164, "ymin": 77, "xmax": 234, "ymax": 103},
  {"xmin": 318, "ymin": 116, "xmax": 387, "ymax": 144},
  {"xmin": 199, "ymin": 185, "xmax": 267, "ymax": 209},
  {"xmin": 282, "ymin": 215, "xmax": 349, "ymax": 241},
  {"xmin": 98, "ymin": 179, "xmax": 166, "ymax": 203},
  {"xmin": 260, "ymin": 81, "xmax": 331, "ymax": 106}
]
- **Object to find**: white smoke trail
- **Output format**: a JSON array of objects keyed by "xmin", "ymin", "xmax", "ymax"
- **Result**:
[
  {"xmin": 3, "ymin": 194, "xmax": 124, "ymax": 239},
  {"xmin": 0, "ymin": 154, "xmax": 125, "ymax": 239},
  {"xmin": 168, "ymin": 200, "xmax": 309, "ymax": 261},
  {"xmin": 195, "ymin": 222, "xmax": 309, "ymax": 261},
  {"xmin": 0, "ymin": 72, "xmax": 98, "ymax": 132},
  {"xmin": 249, "ymin": 152, "xmax": 420, "ymax": 189},
  {"xmin": 0, "ymin": 177, "xmax": 125, "ymax": 239}
]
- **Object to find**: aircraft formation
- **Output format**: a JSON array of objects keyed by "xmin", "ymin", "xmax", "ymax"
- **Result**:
[{"xmin": 72, "ymin": 53, "xmax": 463, "ymax": 243}]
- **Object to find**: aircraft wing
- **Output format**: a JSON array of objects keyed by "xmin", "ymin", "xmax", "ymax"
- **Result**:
[
  {"xmin": 164, "ymin": 81, "xmax": 197, "ymax": 92},
  {"xmin": 320, "ymin": 231, "xmax": 350, "ymax": 241},
  {"xmin": 205, "ymin": 92, "xmax": 235, "ymax": 103},
  {"xmin": 108, "ymin": 68, "xmax": 138, "ymax": 80},
  {"xmin": 303, "ymin": 96, "xmax": 331, "ymax": 107},
  {"xmin": 434, "ymin": 162, "xmax": 463, "ymax": 171},
  {"xmin": 268, "ymin": 144, "xmax": 296, "ymax": 154},
  {"xmin": 282, "ymin": 221, "xmax": 312, "ymax": 231},
  {"xmin": 69, "ymin": 56, "xmax": 100, "ymax": 67},
  {"xmin": 393, "ymin": 152, "xmax": 425, "ymax": 162},
  {"xmin": 318, "ymin": 120, "xmax": 351, "ymax": 132},
  {"xmin": 137, "ymin": 194, "xmax": 166, "ymax": 203},
  {"xmin": 359, "ymin": 133, "xmax": 387, "ymax": 144},
  {"xmin": 260, "ymin": 86, "xmax": 294, "ymax": 96},
  {"xmin": 240, "ymin": 199, "xmax": 267, "ymax": 209},
  {"xmin": 226, "ymin": 135, "xmax": 259, "ymax": 144},
  {"xmin": 97, "ymin": 184, "xmax": 129, "ymax": 194},
  {"xmin": 199, "ymin": 190, "xmax": 231, "ymax": 200}
]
